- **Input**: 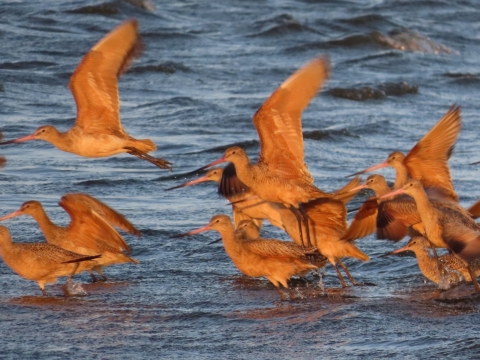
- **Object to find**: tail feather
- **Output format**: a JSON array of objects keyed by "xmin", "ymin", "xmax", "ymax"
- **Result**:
[
  {"xmin": 62, "ymin": 254, "xmax": 101, "ymax": 264},
  {"xmin": 332, "ymin": 176, "xmax": 362, "ymax": 204},
  {"xmin": 344, "ymin": 242, "xmax": 369, "ymax": 262}
]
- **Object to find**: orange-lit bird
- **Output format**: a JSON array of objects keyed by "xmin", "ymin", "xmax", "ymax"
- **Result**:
[
  {"xmin": 0, "ymin": 226, "xmax": 100, "ymax": 295},
  {"xmin": 381, "ymin": 180, "xmax": 480, "ymax": 291},
  {"xmin": 388, "ymin": 236, "xmax": 480, "ymax": 287},
  {"xmin": 0, "ymin": 19, "xmax": 172, "ymax": 170},
  {"xmin": 348, "ymin": 105, "xmax": 461, "ymax": 202},
  {"xmin": 193, "ymin": 56, "xmax": 358, "ymax": 247},
  {"xmin": 0, "ymin": 193, "xmax": 141, "ymax": 281},
  {"xmin": 175, "ymin": 215, "xmax": 322, "ymax": 299}
]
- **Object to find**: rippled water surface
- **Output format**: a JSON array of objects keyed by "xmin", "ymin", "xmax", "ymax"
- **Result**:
[{"xmin": 1, "ymin": 0, "xmax": 480, "ymax": 358}]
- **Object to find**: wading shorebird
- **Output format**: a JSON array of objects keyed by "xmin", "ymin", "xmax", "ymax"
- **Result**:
[
  {"xmin": 192, "ymin": 56, "xmax": 359, "ymax": 247},
  {"xmin": 348, "ymin": 105, "xmax": 461, "ymax": 202},
  {"xmin": 175, "ymin": 215, "xmax": 323, "ymax": 299},
  {"xmin": 168, "ymin": 166, "xmax": 366, "ymax": 286},
  {"xmin": 0, "ymin": 193, "xmax": 141, "ymax": 281},
  {"xmin": 387, "ymin": 236, "xmax": 480, "ymax": 287},
  {"xmin": 0, "ymin": 19, "xmax": 172, "ymax": 170},
  {"xmin": 0, "ymin": 226, "xmax": 100, "ymax": 295},
  {"xmin": 381, "ymin": 180, "xmax": 480, "ymax": 291}
]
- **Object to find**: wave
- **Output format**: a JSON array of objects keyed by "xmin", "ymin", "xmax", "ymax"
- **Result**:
[
  {"xmin": 130, "ymin": 62, "xmax": 191, "ymax": 74},
  {"xmin": 65, "ymin": 2, "xmax": 119, "ymax": 15},
  {"xmin": 371, "ymin": 29, "xmax": 458, "ymax": 54},
  {"xmin": 0, "ymin": 61, "xmax": 56, "ymax": 70},
  {"xmin": 327, "ymin": 82, "xmax": 418, "ymax": 101}
]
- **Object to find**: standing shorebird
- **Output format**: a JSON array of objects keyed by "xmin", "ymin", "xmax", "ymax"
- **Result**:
[
  {"xmin": 0, "ymin": 19, "xmax": 172, "ymax": 170},
  {"xmin": 381, "ymin": 180, "xmax": 480, "ymax": 291},
  {"xmin": 175, "ymin": 215, "xmax": 322, "ymax": 299},
  {"xmin": 0, "ymin": 226, "xmax": 100, "ymax": 295},
  {"xmin": 0, "ymin": 193, "xmax": 141, "ymax": 281},
  {"xmin": 387, "ymin": 236, "xmax": 480, "ymax": 287},
  {"xmin": 193, "ymin": 56, "xmax": 357, "ymax": 247},
  {"xmin": 348, "ymin": 105, "xmax": 461, "ymax": 201}
]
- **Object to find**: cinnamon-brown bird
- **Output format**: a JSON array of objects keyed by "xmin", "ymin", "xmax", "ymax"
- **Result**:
[
  {"xmin": 0, "ymin": 226, "xmax": 100, "ymax": 295},
  {"xmin": 348, "ymin": 105, "xmax": 461, "ymax": 202},
  {"xmin": 175, "ymin": 215, "xmax": 322, "ymax": 299},
  {"xmin": 388, "ymin": 236, "xmax": 480, "ymax": 287},
  {"xmin": 381, "ymin": 180, "xmax": 480, "ymax": 291},
  {"xmin": 0, "ymin": 19, "xmax": 172, "ymax": 170},
  {"xmin": 193, "ymin": 56, "xmax": 359, "ymax": 247},
  {"xmin": 0, "ymin": 193, "xmax": 141, "ymax": 281}
]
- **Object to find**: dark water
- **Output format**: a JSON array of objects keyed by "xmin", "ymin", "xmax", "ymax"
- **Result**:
[{"xmin": 1, "ymin": 0, "xmax": 480, "ymax": 358}]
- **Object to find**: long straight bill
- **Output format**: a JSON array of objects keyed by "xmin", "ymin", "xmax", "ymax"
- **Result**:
[
  {"xmin": 345, "ymin": 161, "xmax": 389, "ymax": 178},
  {"xmin": 171, "ymin": 224, "xmax": 211, "ymax": 238}
]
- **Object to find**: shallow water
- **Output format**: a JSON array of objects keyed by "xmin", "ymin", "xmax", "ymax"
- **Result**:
[{"xmin": 1, "ymin": 0, "xmax": 480, "ymax": 358}]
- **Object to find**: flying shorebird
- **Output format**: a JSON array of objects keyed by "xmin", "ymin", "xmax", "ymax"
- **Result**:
[{"xmin": 0, "ymin": 19, "xmax": 172, "ymax": 170}]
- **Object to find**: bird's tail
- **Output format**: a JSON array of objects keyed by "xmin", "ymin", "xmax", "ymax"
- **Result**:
[
  {"xmin": 344, "ymin": 242, "xmax": 369, "ymax": 262},
  {"xmin": 332, "ymin": 176, "xmax": 362, "ymax": 204}
]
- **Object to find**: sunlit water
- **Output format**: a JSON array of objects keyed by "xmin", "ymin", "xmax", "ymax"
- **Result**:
[{"xmin": 1, "ymin": 0, "xmax": 480, "ymax": 357}]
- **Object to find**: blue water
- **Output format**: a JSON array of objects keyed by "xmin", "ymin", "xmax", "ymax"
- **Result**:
[{"xmin": 1, "ymin": 0, "xmax": 480, "ymax": 358}]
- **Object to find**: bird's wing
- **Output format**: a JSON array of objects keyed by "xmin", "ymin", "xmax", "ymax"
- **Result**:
[
  {"xmin": 243, "ymin": 239, "xmax": 314, "ymax": 259},
  {"xmin": 443, "ymin": 224, "xmax": 480, "ymax": 264},
  {"xmin": 404, "ymin": 105, "xmax": 461, "ymax": 202},
  {"xmin": 305, "ymin": 197, "xmax": 347, "ymax": 238},
  {"xmin": 254, "ymin": 56, "xmax": 330, "ymax": 183},
  {"xmin": 24, "ymin": 243, "xmax": 89, "ymax": 263},
  {"xmin": 69, "ymin": 19, "xmax": 143, "ymax": 133},
  {"xmin": 342, "ymin": 198, "xmax": 378, "ymax": 241},
  {"xmin": 218, "ymin": 163, "xmax": 251, "ymax": 200},
  {"xmin": 59, "ymin": 195, "xmax": 131, "ymax": 253},
  {"xmin": 62, "ymin": 193, "xmax": 141, "ymax": 236},
  {"xmin": 467, "ymin": 198, "xmax": 480, "ymax": 219},
  {"xmin": 376, "ymin": 195, "xmax": 422, "ymax": 241}
]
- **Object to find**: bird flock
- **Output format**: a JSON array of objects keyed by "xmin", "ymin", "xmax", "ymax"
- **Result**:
[{"xmin": 1, "ymin": 19, "xmax": 480, "ymax": 299}]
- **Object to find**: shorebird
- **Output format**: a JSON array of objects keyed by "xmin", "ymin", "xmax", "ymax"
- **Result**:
[
  {"xmin": 193, "ymin": 56, "xmax": 358, "ymax": 247},
  {"xmin": 0, "ymin": 193, "xmax": 140, "ymax": 281},
  {"xmin": 175, "ymin": 215, "xmax": 322, "ymax": 299},
  {"xmin": 348, "ymin": 105, "xmax": 461, "ymax": 202},
  {"xmin": 342, "ymin": 174, "xmax": 424, "ymax": 242},
  {"xmin": 388, "ymin": 236, "xmax": 480, "ymax": 287},
  {"xmin": 0, "ymin": 226, "xmax": 100, "ymax": 295},
  {"xmin": 380, "ymin": 180, "xmax": 480, "ymax": 291},
  {"xmin": 235, "ymin": 219, "xmax": 328, "ymax": 268},
  {"xmin": 0, "ymin": 19, "xmax": 172, "ymax": 170}
]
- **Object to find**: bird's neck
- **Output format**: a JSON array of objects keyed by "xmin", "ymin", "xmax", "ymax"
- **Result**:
[
  {"xmin": 410, "ymin": 190, "xmax": 442, "ymax": 245},
  {"xmin": 230, "ymin": 157, "xmax": 255, "ymax": 188},
  {"xmin": 393, "ymin": 163, "xmax": 409, "ymax": 189},
  {"xmin": 372, "ymin": 181, "xmax": 392, "ymax": 197},
  {"xmin": 28, "ymin": 209, "xmax": 61, "ymax": 244},
  {"xmin": 217, "ymin": 223, "xmax": 243, "ymax": 259},
  {"xmin": 44, "ymin": 128, "xmax": 71, "ymax": 151}
]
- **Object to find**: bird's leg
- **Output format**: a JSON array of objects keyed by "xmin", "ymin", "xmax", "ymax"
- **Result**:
[
  {"xmin": 429, "ymin": 242, "xmax": 447, "ymax": 279},
  {"xmin": 89, "ymin": 271, "xmax": 99, "ymax": 283},
  {"xmin": 290, "ymin": 206, "xmax": 307, "ymax": 247},
  {"xmin": 276, "ymin": 287, "xmax": 288, "ymax": 300},
  {"xmin": 124, "ymin": 146, "xmax": 173, "ymax": 171},
  {"xmin": 93, "ymin": 266, "xmax": 108, "ymax": 282},
  {"xmin": 40, "ymin": 288, "xmax": 48, "ymax": 296},
  {"xmin": 468, "ymin": 266, "xmax": 480, "ymax": 292},
  {"xmin": 332, "ymin": 263, "xmax": 348, "ymax": 288},
  {"xmin": 337, "ymin": 260, "xmax": 358, "ymax": 286},
  {"xmin": 299, "ymin": 203, "xmax": 313, "ymax": 248}
]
